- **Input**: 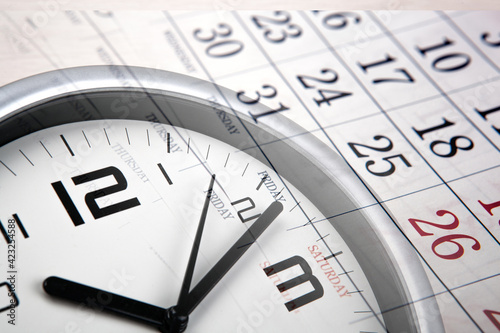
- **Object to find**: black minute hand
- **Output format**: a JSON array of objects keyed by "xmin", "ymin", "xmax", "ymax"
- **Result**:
[
  {"xmin": 167, "ymin": 174, "xmax": 216, "ymax": 332},
  {"xmin": 43, "ymin": 201, "xmax": 283, "ymax": 333},
  {"xmin": 184, "ymin": 200, "xmax": 283, "ymax": 314},
  {"xmin": 177, "ymin": 174, "xmax": 216, "ymax": 310}
]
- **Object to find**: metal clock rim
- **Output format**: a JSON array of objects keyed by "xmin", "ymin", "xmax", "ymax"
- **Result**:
[{"xmin": 0, "ymin": 65, "xmax": 443, "ymax": 332}]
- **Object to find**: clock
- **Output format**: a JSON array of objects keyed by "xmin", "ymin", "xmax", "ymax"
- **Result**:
[{"xmin": 0, "ymin": 66, "xmax": 443, "ymax": 332}]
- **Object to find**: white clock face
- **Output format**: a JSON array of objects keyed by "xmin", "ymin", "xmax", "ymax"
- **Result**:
[{"xmin": 0, "ymin": 119, "xmax": 385, "ymax": 332}]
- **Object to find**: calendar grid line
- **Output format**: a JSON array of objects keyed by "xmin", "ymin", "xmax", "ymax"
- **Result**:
[
  {"xmin": 211, "ymin": 47, "xmax": 333, "ymax": 81},
  {"xmin": 168, "ymin": 11, "xmax": 395, "ymax": 330},
  {"xmin": 370, "ymin": 271, "xmax": 500, "ymax": 328},
  {"xmin": 440, "ymin": 11, "xmax": 500, "ymax": 74},
  {"xmin": 235, "ymin": 11, "xmax": 487, "ymax": 330},
  {"xmin": 369, "ymin": 12, "xmax": 500, "ymax": 154},
  {"xmin": 384, "ymin": 74, "xmax": 500, "ymax": 113},
  {"xmin": 304, "ymin": 12, "xmax": 497, "ymax": 329},
  {"xmin": 253, "ymin": 13, "xmax": 398, "ymax": 329},
  {"xmin": 303, "ymin": 11, "xmax": 495, "ymax": 237},
  {"xmin": 369, "ymin": 10, "xmax": 500, "ymax": 245},
  {"xmin": 0, "ymin": 10, "xmax": 498, "ymax": 332}
]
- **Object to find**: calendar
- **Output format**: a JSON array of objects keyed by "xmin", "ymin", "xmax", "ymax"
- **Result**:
[{"xmin": 0, "ymin": 10, "xmax": 499, "ymax": 332}]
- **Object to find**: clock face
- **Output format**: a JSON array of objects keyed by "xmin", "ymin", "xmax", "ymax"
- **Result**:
[
  {"xmin": 0, "ymin": 66, "xmax": 439, "ymax": 332},
  {"xmin": 0, "ymin": 119, "xmax": 384, "ymax": 332}
]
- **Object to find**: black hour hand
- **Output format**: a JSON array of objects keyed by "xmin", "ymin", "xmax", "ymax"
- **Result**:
[{"xmin": 43, "ymin": 276, "xmax": 168, "ymax": 330}]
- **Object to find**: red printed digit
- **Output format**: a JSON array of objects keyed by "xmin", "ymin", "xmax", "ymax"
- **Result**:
[
  {"xmin": 484, "ymin": 309, "xmax": 500, "ymax": 330},
  {"xmin": 408, "ymin": 210, "xmax": 481, "ymax": 260},
  {"xmin": 431, "ymin": 234, "xmax": 481, "ymax": 260},
  {"xmin": 479, "ymin": 199, "xmax": 500, "ymax": 226},
  {"xmin": 408, "ymin": 210, "xmax": 459, "ymax": 236}
]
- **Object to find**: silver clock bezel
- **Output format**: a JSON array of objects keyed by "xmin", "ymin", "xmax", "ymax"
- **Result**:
[{"xmin": 0, "ymin": 65, "xmax": 443, "ymax": 332}]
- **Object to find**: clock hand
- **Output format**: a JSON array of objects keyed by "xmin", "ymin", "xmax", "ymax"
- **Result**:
[
  {"xmin": 177, "ymin": 174, "xmax": 216, "ymax": 310},
  {"xmin": 44, "ymin": 176, "xmax": 217, "ymax": 333},
  {"xmin": 43, "ymin": 276, "xmax": 167, "ymax": 329},
  {"xmin": 44, "ymin": 200, "xmax": 281, "ymax": 333},
  {"xmin": 184, "ymin": 200, "xmax": 283, "ymax": 315},
  {"xmin": 167, "ymin": 174, "xmax": 216, "ymax": 333}
]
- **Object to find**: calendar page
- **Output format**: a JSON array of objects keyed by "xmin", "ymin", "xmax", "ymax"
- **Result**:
[{"xmin": 0, "ymin": 10, "xmax": 499, "ymax": 332}]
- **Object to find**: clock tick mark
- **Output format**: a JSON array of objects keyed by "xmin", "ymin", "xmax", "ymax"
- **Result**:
[
  {"xmin": 158, "ymin": 163, "xmax": 173, "ymax": 185},
  {"xmin": 273, "ymin": 188, "xmax": 284, "ymax": 199},
  {"xmin": 316, "ymin": 234, "xmax": 330, "ymax": 242},
  {"xmin": 60, "ymin": 135, "xmax": 75, "ymax": 156},
  {"xmin": 19, "ymin": 149, "xmax": 34, "ymax": 166},
  {"xmin": 103, "ymin": 128, "xmax": 111, "ymax": 145},
  {"xmin": 167, "ymin": 133, "xmax": 171, "ymax": 153},
  {"xmin": 125, "ymin": 128, "xmax": 131, "ymax": 145},
  {"xmin": 187, "ymin": 138, "xmax": 191, "ymax": 154},
  {"xmin": 303, "ymin": 217, "xmax": 316, "ymax": 227},
  {"xmin": 224, "ymin": 153, "xmax": 230, "ymax": 168},
  {"xmin": 324, "ymin": 251, "xmax": 343, "ymax": 260},
  {"xmin": 347, "ymin": 290, "xmax": 363, "ymax": 294},
  {"xmin": 12, "ymin": 214, "xmax": 29, "ymax": 239},
  {"xmin": 0, "ymin": 220, "xmax": 11, "ymax": 243},
  {"xmin": 338, "ymin": 270, "xmax": 353, "ymax": 276},
  {"xmin": 0, "ymin": 160, "xmax": 16, "ymax": 176},
  {"xmin": 0, "ymin": 214, "xmax": 29, "ymax": 243},
  {"xmin": 206, "ymin": 145, "xmax": 211, "ymax": 160},
  {"xmin": 82, "ymin": 130, "xmax": 91, "ymax": 148},
  {"xmin": 288, "ymin": 217, "xmax": 317, "ymax": 230},
  {"xmin": 289, "ymin": 201, "xmax": 301, "ymax": 212},
  {"xmin": 256, "ymin": 175, "xmax": 268, "ymax": 190},
  {"xmin": 242, "ymin": 163, "xmax": 249, "ymax": 176},
  {"xmin": 147, "ymin": 129, "xmax": 150, "ymax": 146},
  {"xmin": 40, "ymin": 141, "xmax": 53, "ymax": 158}
]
